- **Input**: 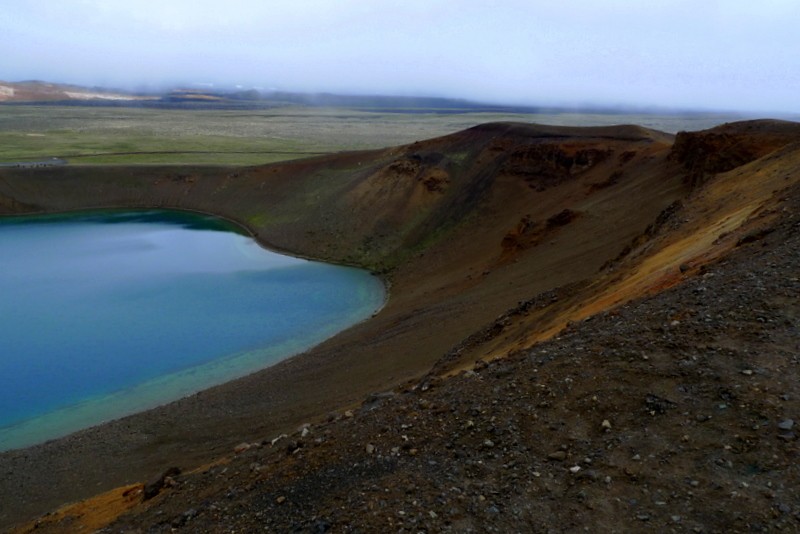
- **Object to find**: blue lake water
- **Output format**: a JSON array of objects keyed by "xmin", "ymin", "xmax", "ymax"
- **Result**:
[{"xmin": 0, "ymin": 210, "xmax": 384, "ymax": 451}]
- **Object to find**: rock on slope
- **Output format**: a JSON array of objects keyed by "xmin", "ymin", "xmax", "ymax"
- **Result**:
[
  {"xmin": 101, "ymin": 125, "xmax": 800, "ymax": 533},
  {"xmin": 42, "ymin": 180, "xmax": 800, "ymax": 533}
]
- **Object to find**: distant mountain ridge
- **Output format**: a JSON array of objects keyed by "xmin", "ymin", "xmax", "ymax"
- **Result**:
[
  {"xmin": 0, "ymin": 79, "xmax": 681, "ymax": 114},
  {"xmin": 0, "ymin": 80, "xmax": 157, "ymax": 103},
  {"xmin": 0, "ymin": 80, "xmax": 540, "ymax": 112}
]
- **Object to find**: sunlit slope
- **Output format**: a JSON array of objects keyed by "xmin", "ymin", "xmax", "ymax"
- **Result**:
[{"xmin": 430, "ymin": 120, "xmax": 800, "ymax": 372}]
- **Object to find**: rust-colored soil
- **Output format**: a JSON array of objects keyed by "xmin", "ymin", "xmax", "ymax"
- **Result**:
[
  {"xmin": 11, "ymin": 484, "xmax": 143, "ymax": 533},
  {"xmin": 1, "ymin": 120, "xmax": 799, "ymax": 532}
]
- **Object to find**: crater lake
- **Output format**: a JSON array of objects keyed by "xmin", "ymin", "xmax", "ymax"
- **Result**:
[{"xmin": 0, "ymin": 210, "xmax": 385, "ymax": 451}]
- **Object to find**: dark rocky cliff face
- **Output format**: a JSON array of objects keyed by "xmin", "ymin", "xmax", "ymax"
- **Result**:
[{"xmin": 671, "ymin": 119, "xmax": 800, "ymax": 187}]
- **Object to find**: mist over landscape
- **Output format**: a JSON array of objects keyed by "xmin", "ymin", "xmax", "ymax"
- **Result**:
[
  {"xmin": 2, "ymin": 0, "xmax": 799, "ymax": 113},
  {"xmin": 2, "ymin": 2, "xmax": 800, "ymax": 533}
]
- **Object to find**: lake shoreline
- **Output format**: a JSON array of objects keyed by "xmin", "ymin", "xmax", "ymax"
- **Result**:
[{"xmin": 0, "ymin": 172, "xmax": 419, "ymax": 530}]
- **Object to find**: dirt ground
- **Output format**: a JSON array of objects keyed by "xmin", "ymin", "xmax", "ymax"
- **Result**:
[
  {"xmin": 2, "ymin": 120, "xmax": 799, "ymax": 532},
  {"xmin": 23, "ymin": 180, "xmax": 797, "ymax": 534}
]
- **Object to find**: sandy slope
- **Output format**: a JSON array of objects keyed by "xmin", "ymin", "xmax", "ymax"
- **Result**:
[{"xmin": 0, "ymin": 120, "xmax": 799, "ymax": 531}]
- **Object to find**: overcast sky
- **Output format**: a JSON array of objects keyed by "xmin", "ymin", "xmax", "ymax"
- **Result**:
[{"xmin": 1, "ymin": 0, "xmax": 798, "ymax": 113}]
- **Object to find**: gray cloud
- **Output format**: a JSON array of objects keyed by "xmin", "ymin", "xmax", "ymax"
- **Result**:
[{"xmin": 2, "ymin": 0, "xmax": 798, "ymax": 113}]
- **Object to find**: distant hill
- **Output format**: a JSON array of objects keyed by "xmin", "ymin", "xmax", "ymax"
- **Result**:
[
  {"xmin": 251, "ymin": 91, "xmax": 542, "ymax": 113},
  {"xmin": 0, "ymin": 80, "xmax": 157, "ymax": 103},
  {"xmin": 5, "ymin": 80, "xmax": 798, "ymax": 119},
  {"xmin": 0, "ymin": 80, "xmax": 573, "ymax": 114}
]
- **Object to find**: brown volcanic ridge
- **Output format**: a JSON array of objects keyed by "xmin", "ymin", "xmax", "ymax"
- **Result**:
[{"xmin": 0, "ymin": 120, "xmax": 799, "ymax": 532}]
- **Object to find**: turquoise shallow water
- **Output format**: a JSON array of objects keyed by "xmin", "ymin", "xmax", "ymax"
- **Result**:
[{"xmin": 0, "ymin": 210, "xmax": 384, "ymax": 451}]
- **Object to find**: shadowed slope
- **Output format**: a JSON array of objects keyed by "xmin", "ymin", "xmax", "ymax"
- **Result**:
[{"xmin": 0, "ymin": 122, "xmax": 676, "ymax": 271}]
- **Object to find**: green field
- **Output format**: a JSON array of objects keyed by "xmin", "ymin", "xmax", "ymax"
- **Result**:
[{"xmin": 0, "ymin": 105, "xmax": 757, "ymax": 166}]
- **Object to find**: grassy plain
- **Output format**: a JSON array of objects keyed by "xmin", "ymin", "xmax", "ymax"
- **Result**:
[{"xmin": 0, "ymin": 104, "xmax": 758, "ymax": 165}]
